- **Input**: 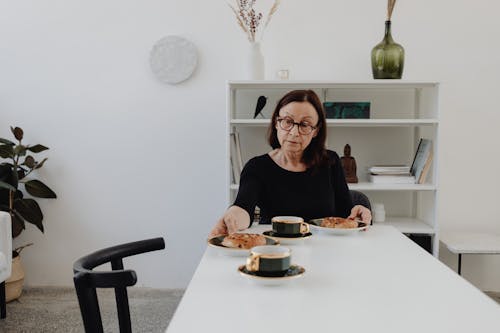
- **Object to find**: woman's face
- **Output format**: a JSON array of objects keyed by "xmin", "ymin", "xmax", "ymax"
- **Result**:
[{"xmin": 275, "ymin": 101, "xmax": 319, "ymax": 155}]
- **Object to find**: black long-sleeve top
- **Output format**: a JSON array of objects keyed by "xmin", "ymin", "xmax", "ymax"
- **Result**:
[{"xmin": 234, "ymin": 150, "xmax": 353, "ymax": 225}]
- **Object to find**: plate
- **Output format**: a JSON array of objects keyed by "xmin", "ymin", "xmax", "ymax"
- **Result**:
[
  {"xmin": 207, "ymin": 234, "xmax": 279, "ymax": 257},
  {"xmin": 308, "ymin": 218, "xmax": 368, "ymax": 235},
  {"xmin": 262, "ymin": 230, "xmax": 312, "ymax": 245},
  {"xmin": 150, "ymin": 35, "xmax": 198, "ymax": 84},
  {"xmin": 238, "ymin": 264, "xmax": 305, "ymax": 286}
]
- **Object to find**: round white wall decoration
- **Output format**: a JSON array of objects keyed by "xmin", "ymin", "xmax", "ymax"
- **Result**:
[{"xmin": 150, "ymin": 35, "xmax": 198, "ymax": 84}]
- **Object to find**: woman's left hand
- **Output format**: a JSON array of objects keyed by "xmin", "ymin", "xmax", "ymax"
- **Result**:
[{"xmin": 348, "ymin": 205, "xmax": 372, "ymax": 226}]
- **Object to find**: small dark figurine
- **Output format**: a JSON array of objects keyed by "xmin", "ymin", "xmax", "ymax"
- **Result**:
[
  {"xmin": 341, "ymin": 144, "xmax": 358, "ymax": 183},
  {"xmin": 254, "ymin": 95, "xmax": 267, "ymax": 118}
]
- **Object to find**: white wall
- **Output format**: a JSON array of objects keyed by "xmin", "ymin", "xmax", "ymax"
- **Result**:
[{"xmin": 1, "ymin": 0, "xmax": 500, "ymax": 290}]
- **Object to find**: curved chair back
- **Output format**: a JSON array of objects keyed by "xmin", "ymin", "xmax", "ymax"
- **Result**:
[
  {"xmin": 350, "ymin": 190, "xmax": 372, "ymax": 224},
  {"xmin": 73, "ymin": 237, "xmax": 165, "ymax": 333},
  {"xmin": 0, "ymin": 211, "xmax": 12, "ymax": 319}
]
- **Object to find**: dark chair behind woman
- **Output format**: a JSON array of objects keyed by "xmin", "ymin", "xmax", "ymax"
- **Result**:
[
  {"xmin": 73, "ymin": 237, "xmax": 165, "ymax": 333},
  {"xmin": 350, "ymin": 190, "xmax": 372, "ymax": 224}
]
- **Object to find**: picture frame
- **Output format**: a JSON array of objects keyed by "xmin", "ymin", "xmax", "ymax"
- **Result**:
[
  {"xmin": 410, "ymin": 138, "xmax": 433, "ymax": 184},
  {"xmin": 323, "ymin": 102, "xmax": 370, "ymax": 119}
]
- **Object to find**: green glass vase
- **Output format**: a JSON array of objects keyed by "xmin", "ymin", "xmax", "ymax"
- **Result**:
[{"xmin": 371, "ymin": 20, "xmax": 404, "ymax": 79}]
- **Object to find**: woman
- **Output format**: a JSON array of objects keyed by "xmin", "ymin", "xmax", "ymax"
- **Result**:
[{"xmin": 209, "ymin": 90, "xmax": 371, "ymax": 237}]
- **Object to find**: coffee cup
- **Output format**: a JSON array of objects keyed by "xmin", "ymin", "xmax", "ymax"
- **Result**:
[
  {"xmin": 271, "ymin": 216, "xmax": 309, "ymax": 236},
  {"xmin": 245, "ymin": 245, "xmax": 291, "ymax": 277}
]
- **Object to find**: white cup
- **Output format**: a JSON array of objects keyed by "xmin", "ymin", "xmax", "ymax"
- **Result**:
[
  {"xmin": 372, "ymin": 203, "xmax": 386, "ymax": 223},
  {"xmin": 277, "ymin": 69, "xmax": 289, "ymax": 80}
]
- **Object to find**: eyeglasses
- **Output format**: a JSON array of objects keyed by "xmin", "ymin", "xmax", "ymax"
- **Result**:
[{"xmin": 277, "ymin": 117, "xmax": 317, "ymax": 135}]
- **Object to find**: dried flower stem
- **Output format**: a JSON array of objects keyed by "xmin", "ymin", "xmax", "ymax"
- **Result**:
[
  {"xmin": 387, "ymin": 0, "xmax": 396, "ymax": 21},
  {"xmin": 264, "ymin": 0, "xmax": 280, "ymax": 29},
  {"xmin": 228, "ymin": 0, "xmax": 280, "ymax": 42},
  {"xmin": 228, "ymin": 4, "xmax": 250, "ymax": 38}
]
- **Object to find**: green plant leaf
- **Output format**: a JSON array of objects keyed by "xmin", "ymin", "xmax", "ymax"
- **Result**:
[
  {"xmin": 27, "ymin": 144, "xmax": 49, "ymax": 153},
  {"xmin": 0, "ymin": 164, "xmax": 10, "ymax": 178},
  {"xmin": 0, "ymin": 180, "xmax": 16, "ymax": 191},
  {"xmin": 0, "ymin": 138, "xmax": 15, "ymax": 145},
  {"xmin": 17, "ymin": 168, "xmax": 26, "ymax": 181},
  {"xmin": 11, "ymin": 211, "xmax": 26, "ymax": 238},
  {"xmin": 24, "ymin": 179, "xmax": 57, "ymax": 198},
  {"xmin": 13, "ymin": 189, "xmax": 23, "ymax": 200},
  {"xmin": 0, "ymin": 199, "xmax": 9, "ymax": 209},
  {"xmin": 34, "ymin": 158, "xmax": 48, "ymax": 170},
  {"xmin": 0, "ymin": 144, "xmax": 14, "ymax": 159},
  {"xmin": 14, "ymin": 145, "xmax": 26, "ymax": 157},
  {"xmin": 23, "ymin": 155, "xmax": 36, "ymax": 168},
  {"xmin": 11, "ymin": 126, "xmax": 23, "ymax": 141},
  {"xmin": 13, "ymin": 198, "xmax": 43, "ymax": 233},
  {"xmin": 0, "ymin": 168, "xmax": 18, "ymax": 188}
]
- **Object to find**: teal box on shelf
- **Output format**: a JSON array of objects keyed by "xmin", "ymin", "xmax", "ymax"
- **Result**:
[{"xmin": 323, "ymin": 102, "xmax": 370, "ymax": 119}]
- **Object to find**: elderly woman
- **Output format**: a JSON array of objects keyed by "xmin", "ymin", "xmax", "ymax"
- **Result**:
[{"xmin": 209, "ymin": 90, "xmax": 371, "ymax": 237}]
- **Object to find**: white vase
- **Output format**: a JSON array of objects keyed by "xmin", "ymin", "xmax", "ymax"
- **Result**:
[{"xmin": 247, "ymin": 42, "xmax": 265, "ymax": 80}]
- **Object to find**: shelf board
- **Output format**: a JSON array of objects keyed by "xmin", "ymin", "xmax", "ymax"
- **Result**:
[
  {"xmin": 231, "ymin": 182, "xmax": 436, "ymax": 191},
  {"xmin": 349, "ymin": 182, "xmax": 437, "ymax": 191},
  {"xmin": 230, "ymin": 119, "xmax": 438, "ymax": 127},
  {"xmin": 377, "ymin": 217, "xmax": 436, "ymax": 234},
  {"xmin": 228, "ymin": 81, "xmax": 439, "ymax": 89}
]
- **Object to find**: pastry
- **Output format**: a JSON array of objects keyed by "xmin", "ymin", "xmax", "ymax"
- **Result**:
[
  {"xmin": 221, "ymin": 233, "xmax": 267, "ymax": 249},
  {"xmin": 320, "ymin": 217, "xmax": 358, "ymax": 229}
]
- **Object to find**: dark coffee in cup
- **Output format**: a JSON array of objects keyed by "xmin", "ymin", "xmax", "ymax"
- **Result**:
[
  {"xmin": 271, "ymin": 216, "xmax": 309, "ymax": 236},
  {"xmin": 245, "ymin": 245, "xmax": 291, "ymax": 277}
]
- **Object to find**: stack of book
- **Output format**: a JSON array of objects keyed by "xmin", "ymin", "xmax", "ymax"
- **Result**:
[
  {"xmin": 369, "ymin": 165, "xmax": 416, "ymax": 184},
  {"xmin": 369, "ymin": 138, "xmax": 433, "ymax": 185},
  {"xmin": 230, "ymin": 132, "xmax": 243, "ymax": 184}
]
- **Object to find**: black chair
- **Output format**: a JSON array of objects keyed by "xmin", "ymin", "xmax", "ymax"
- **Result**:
[
  {"xmin": 350, "ymin": 190, "xmax": 372, "ymax": 224},
  {"xmin": 73, "ymin": 237, "xmax": 165, "ymax": 333}
]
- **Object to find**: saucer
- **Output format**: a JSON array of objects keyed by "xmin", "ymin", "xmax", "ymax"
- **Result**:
[
  {"xmin": 207, "ymin": 234, "xmax": 279, "ymax": 257},
  {"xmin": 262, "ymin": 230, "xmax": 312, "ymax": 245},
  {"xmin": 238, "ymin": 264, "xmax": 305, "ymax": 286},
  {"xmin": 308, "ymin": 218, "xmax": 368, "ymax": 235}
]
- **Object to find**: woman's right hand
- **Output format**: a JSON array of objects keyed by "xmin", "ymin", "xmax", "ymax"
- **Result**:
[
  {"xmin": 209, "ymin": 218, "xmax": 229, "ymax": 238},
  {"xmin": 208, "ymin": 206, "xmax": 251, "ymax": 239}
]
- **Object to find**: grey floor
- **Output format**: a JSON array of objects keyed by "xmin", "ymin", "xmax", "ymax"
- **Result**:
[
  {"xmin": 0, "ymin": 287, "xmax": 184, "ymax": 333},
  {"xmin": 1, "ymin": 288, "xmax": 499, "ymax": 333}
]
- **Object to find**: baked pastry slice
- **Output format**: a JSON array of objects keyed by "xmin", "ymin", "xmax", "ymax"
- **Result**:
[
  {"xmin": 320, "ymin": 217, "xmax": 358, "ymax": 229},
  {"xmin": 221, "ymin": 233, "xmax": 267, "ymax": 249}
]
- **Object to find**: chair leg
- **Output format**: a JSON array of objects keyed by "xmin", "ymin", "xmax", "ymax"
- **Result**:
[
  {"xmin": 0, "ymin": 281, "xmax": 6, "ymax": 319},
  {"xmin": 74, "ymin": 281, "xmax": 104, "ymax": 333},
  {"xmin": 458, "ymin": 253, "xmax": 462, "ymax": 275},
  {"xmin": 111, "ymin": 258, "xmax": 132, "ymax": 333},
  {"xmin": 115, "ymin": 287, "xmax": 132, "ymax": 333}
]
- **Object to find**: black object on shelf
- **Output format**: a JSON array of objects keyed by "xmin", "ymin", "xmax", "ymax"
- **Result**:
[
  {"xmin": 406, "ymin": 234, "xmax": 432, "ymax": 254},
  {"xmin": 254, "ymin": 96, "xmax": 267, "ymax": 118}
]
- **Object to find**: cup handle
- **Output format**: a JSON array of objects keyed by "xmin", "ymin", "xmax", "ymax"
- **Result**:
[
  {"xmin": 246, "ymin": 253, "xmax": 261, "ymax": 272},
  {"xmin": 300, "ymin": 222, "xmax": 310, "ymax": 234}
]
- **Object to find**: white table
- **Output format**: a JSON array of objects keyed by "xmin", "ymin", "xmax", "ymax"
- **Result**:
[
  {"xmin": 166, "ymin": 225, "xmax": 500, "ymax": 333},
  {"xmin": 440, "ymin": 232, "xmax": 500, "ymax": 275}
]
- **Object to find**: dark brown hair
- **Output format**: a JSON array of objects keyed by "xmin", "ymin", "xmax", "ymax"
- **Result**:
[{"xmin": 267, "ymin": 90, "xmax": 329, "ymax": 169}]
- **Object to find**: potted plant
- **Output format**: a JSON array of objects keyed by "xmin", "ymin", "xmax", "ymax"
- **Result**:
[{"xmin": 0, "ymin": 126, "xmax": 57, "ymax": 301}]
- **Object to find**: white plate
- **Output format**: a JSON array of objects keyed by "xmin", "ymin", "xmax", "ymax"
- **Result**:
[
  {"xmin": 262, "ymin": 230, "xmax": 312, "ymax": 245},
  {"xmin": 207, "ymin": 234, "xmax": 279, "ymax": 257},
  {"xmin": 238, "ymin": 264, "xmax": 305, "ymax": 286},
  {"xmin": 308, "ymin": 218, "xmax": 368, "ymax": 235}
]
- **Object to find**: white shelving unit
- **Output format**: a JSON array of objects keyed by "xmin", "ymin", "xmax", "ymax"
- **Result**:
[{"xmin": 227, "ymin": 81, "xmax": 440, "ymax": 256}]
